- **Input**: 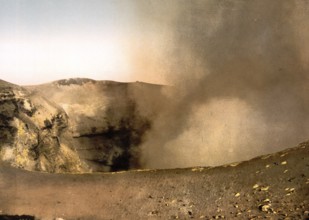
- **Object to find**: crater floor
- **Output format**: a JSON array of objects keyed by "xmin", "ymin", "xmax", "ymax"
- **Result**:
[{"xmin": 0, "ymin": 141, "xmax": 308, "ymax": 219}]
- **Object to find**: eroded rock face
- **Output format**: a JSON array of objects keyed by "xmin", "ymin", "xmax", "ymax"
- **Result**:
[
  {"xmin": 0, "ymin": 80, "xmax": 85, "ymax": 173},
  {"xmin": 0, "ymin": 79, "xmax": 167, "ymax": 173}
]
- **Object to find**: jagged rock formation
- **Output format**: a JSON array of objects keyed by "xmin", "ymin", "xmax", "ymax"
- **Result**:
[
  {"xmin": 0, "ymin": 79, "xmax": 84, "ymax": 173},
  {"xmin": 0, "ymin": 141, "xmax": 308, "ymax": 219},
  {"xmin": 0, "ymin": 78, "xmax": 167, "ymax": 173}
]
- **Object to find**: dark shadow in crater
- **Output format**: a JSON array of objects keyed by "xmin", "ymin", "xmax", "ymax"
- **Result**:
[{"xmin": 0, "ymin": 215, "xmax": 35, "ymax": 220}]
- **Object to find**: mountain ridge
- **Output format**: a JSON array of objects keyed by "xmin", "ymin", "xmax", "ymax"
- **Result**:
[{"xmin": 0, "ymin": 78, "xmax": 168, "ymax": 173}]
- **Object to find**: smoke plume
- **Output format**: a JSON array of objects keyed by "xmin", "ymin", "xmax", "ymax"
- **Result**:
[{"xmin": 131, "ymin": 1, "xmax": 309, "ymax": 168}]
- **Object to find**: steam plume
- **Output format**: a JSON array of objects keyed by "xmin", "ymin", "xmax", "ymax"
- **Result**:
[{"xmin": 132, "ymin": 1, "xmax": 309, "ymax": 168}]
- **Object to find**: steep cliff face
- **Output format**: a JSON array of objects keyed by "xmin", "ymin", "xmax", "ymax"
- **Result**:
[
  {"xmin": 0, "ymin": 79, "xmax": 167, "ymax": 173},
  {"xmin": 0, "ymin": 80, "xmax": 85, "ymax": 173}
]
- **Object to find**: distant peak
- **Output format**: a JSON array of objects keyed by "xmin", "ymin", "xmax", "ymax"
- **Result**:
[{"xmin": 54, "ymin": 78, "xmax": 96, "ymax": 86}]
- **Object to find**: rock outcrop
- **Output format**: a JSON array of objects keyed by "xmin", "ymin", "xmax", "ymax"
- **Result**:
[
  {"xmin": 0, "ymin": 78, "xmax": 168, "ymax": 173},
  {"xmin": 0, "ymin": 79, "xmax": 85, "ymax": 173}
]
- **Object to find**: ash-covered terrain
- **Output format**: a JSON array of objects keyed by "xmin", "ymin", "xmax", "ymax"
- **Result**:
[
  {"xmin": 0, "ymin": 141, "xmax": 308, "ymax": 219},
  {"xmin": 0, "ymin": 78, "xmax": 168, "ymax": 173}
]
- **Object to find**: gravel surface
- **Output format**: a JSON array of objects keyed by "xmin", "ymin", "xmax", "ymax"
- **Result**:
[{"xmin": 0, "ymin": 141, "xmax": 308, "ymax": 219}]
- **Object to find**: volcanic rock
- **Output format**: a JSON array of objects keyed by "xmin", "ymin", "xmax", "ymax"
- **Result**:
[{"xmin": 0, "ymin": 78, "xmax": 168, "ymax": 173}]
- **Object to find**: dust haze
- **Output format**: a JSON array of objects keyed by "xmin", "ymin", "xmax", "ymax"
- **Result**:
[{"xmin": 130, "ymin": 1, "xmax": 309, "ymax": 168}]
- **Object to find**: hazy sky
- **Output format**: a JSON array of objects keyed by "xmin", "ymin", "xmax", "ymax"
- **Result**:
[{"xmin": 0, "ymin": 0, "xmax": 164, "ymax": 85}]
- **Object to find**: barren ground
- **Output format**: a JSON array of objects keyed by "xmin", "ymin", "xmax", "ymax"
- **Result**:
[{"xmin": 0, "ymin": 142, "xmax": 308, "ymax": 220}]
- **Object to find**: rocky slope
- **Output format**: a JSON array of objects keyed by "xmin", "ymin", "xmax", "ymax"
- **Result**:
[
  {"xmin": 0, "ymin": 141, "xmax": 308, "ymax": 219},
  {"xmin": 0, "ymin": 78, "xmax": 308, "ymax": 219},
  {"xmin": 0, "ymin": 78, "xmax": 168, "ymax": 173},
  {"xmin": 0, "ymin": 79, "xmax": 81, "ymax": 173}
]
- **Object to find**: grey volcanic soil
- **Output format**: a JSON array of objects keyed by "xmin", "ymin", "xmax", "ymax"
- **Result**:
[{"xmin": 0, "ymin": 141, "xmax": 308, "ymax": 220}]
